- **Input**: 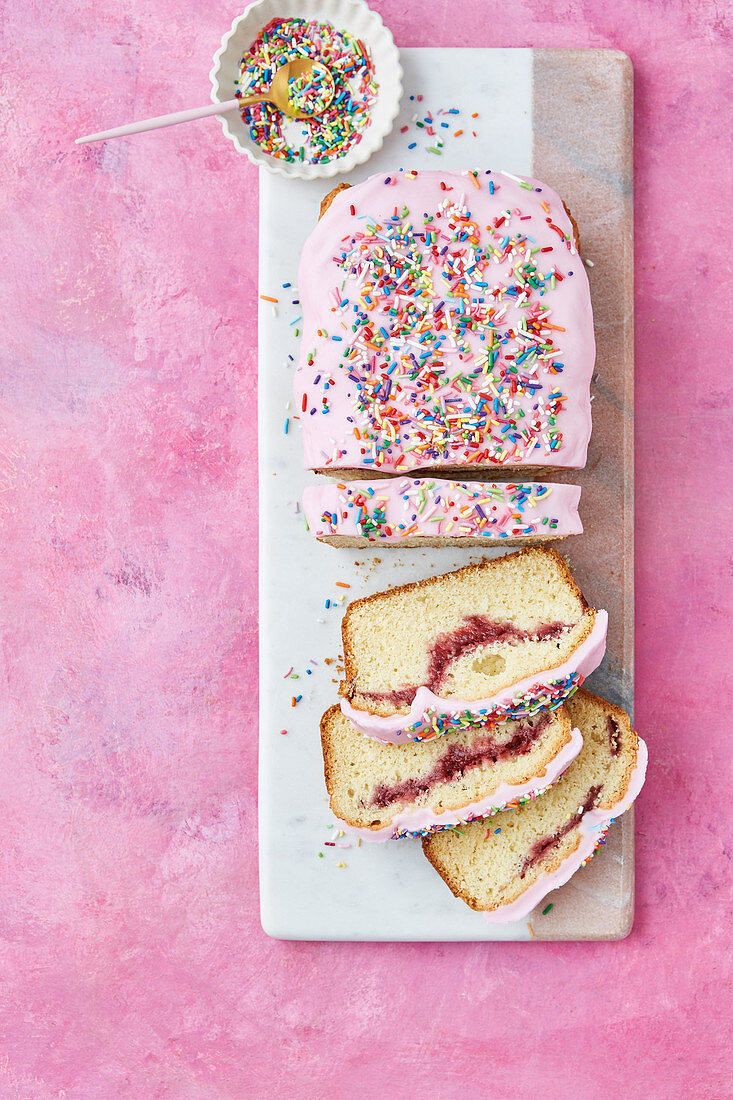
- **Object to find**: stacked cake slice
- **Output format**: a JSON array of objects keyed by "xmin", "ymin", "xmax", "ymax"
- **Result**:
[
  {"xmin": 423, "ymin": 690, "xmax": 647, "ymax": 922},
  {"xmin": 304, "ymin": 479, "xmax": 582, "ymax": 548},
  {"xmin": 318, "ymin": 548, "xmax": 646, "ymax": 922},
  {"xmin": 322, "ymin": 703, "xmax": 582, "ymax": 841}
]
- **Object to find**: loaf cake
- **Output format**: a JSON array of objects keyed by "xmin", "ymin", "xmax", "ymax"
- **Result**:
[
  {"xmin": 295, "ymin": 169, "xmax": 595, "ymax": 477},
  {"xmin": 339, "ymin": 545, "xmax": 607, "ymax": 743},
  {"xmin": 321, "ymin": 703, "xmax": 582, "ymax": 840},
  {"xmin": 304, "ymin": 477, "xmax": 582, "ymax": 547},
  {"xmin": 422, "ymin": 690, "xmax": 647, "ymax": 922}
]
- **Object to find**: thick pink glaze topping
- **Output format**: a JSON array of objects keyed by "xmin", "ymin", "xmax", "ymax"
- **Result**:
[
  {"xmin": 303, "ymin": 478, "xmax": 583, "ymax": 544},
  {"xmin": 295, "ymin": 170, "xmax": 595, "ymax": 474}
]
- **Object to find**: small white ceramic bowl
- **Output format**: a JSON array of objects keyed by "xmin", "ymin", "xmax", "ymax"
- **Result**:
[{"xmin": 209, "ymin": 0, "xmax": 402, "ymax": 179}]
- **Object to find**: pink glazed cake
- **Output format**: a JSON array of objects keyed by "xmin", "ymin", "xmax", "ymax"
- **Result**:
[{"xmin": 295, "ymin": 169, "xmax": 595, "ymax": 476}]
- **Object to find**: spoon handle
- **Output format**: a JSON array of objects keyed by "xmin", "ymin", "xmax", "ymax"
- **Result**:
[
  {"xmin": 75, "ymin": 98, "xmax": 241, "ymax": 144},
  {"xmin": 236, "ymin": 92, "xmax": 273, "ymax": 110}
]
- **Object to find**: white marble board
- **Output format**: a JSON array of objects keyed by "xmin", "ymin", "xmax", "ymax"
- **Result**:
[{"xmin": 258, "ymin": 47, "xmax": 634, "ymax": 940}]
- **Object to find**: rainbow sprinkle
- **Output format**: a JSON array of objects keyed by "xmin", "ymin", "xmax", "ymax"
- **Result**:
[
  {"xmin": 389, "ymin": 773, "xmax": 563, "ymax": 840},
  {"xmin": 236, "ymin": 18, "xmax": 377, "ymax": 163},
  {"xmin": 287, "ymin": 66, "xmax": 333, "ymax": 116},
  {"xmin": 402, "ymin": 672, "xmax": 583, "ymax": 741},
  {"xmin": 302, "ymin": 171, "xmax": 577, "ymax": 471},
  {"xmin": 320, "ymin": 480, "xmax": 563, "ymax": 541},
  {"xmin": 400, "ymin": 97, "xmax": 479, "ymax": 154}
]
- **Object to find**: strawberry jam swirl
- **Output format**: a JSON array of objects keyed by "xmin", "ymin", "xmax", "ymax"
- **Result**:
[
  {"xmin": 517, "ymin": 784, "xmax": 602, "ymax": 877},
  {"xmin": 369, "ymin": 713, "xmax": 551, "ymax": 808},
  {"xmin": 340, "ymin": 610, "xmax": 608, "ymax": 745},
  {"xmin": 607, "ymin": 715, "xmax": 620, "ymax": 756},
  {"xmin": 359, "ymin": 617, "xmax": 573, "ymax": 707}
]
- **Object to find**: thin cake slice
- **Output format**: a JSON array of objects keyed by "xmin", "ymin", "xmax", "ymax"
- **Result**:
[
  {"xmin": 339, "ymin": 546, "xmax": 606, "ymax": 744},
  {"xmin": 321, "ymin": 704, "xmax": 581, "ymax": 841},
  {"xmin": 304, "ymin": 478, "xmax": 582, "ymax": 548},
  {"xmin": 422, "ymin": 689, "xmax": 648, "ymax": 922}
]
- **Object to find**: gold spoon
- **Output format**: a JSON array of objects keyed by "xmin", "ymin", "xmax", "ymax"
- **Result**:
[{"xmin": 75, "ymin": 59, "xmax": 335, "ymax": 144}]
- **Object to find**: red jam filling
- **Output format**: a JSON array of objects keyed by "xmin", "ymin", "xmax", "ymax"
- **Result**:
[
  {"xmin": 363, "ymin": 685, "xmax": 419, "ymax": 706},
  {"xmin": 360, "ymin": 616, "xmax": 573, "ymax": 706},
  {"xmin": 368, "ymin": 713, "xmax": 551, "ymax": 808},
  {"xmin": 518, "ymin": 784, "xmax": 602, "ymax": 878},
  {"xmin": 607, "ymin": 715, "xmax": 620, "ymax": 756}
]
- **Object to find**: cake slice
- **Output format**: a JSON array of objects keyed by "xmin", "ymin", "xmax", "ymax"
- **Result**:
[
  {"xmin": 295, "ymin": 169, "xmax": 595, "ymax": 477},
  {"xmin": 339, "ymin": 545, "xmax": 606, "ymax": 744},
  {"xmin": 304, "ymin": 478, "xmax": 582, "ymax": 548},
  {"xmin": 422, "ymin": 690, "xmax": 647, "ymax": 922},
  {"xmin": 321, "ymin": 704, "xmax": 582, "ymax": 841}
]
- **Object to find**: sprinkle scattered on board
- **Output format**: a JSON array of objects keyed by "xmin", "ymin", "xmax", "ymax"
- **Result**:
[
  {"xmin": 320, "ymin": 823, "xmax": 358, "ymax": 865},
  {"xmin": 262, "ymin": 281, "xmax": 304, "ymax": 424},
  {"xmin": 402, "ymin": 96, "xmax": 479, "ymax": 155}
]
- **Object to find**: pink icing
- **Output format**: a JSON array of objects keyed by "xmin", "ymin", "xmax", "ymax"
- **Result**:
[
  {"xmin": 482, "ymin": 737, "xmax": 648, "ymax": 924},
  {"xmin": 303, "ymin": 478, "xmax": 582, "ymax": 544},
  {"xmin": 334, "ymin": 726, "xmax": 584, "ymax": 842},
  {"xmin": 295, "ymin": 170, "xmax": 595, "ymax": 474},
  {"xmin": 340, "ymin": 609, "xmax": 608, "ymax": 743}
]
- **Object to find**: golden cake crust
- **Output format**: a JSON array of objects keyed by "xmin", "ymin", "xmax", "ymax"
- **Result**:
[{"xmin": 319, "ymin": 182, "xmax": 351, "ymax": 220}]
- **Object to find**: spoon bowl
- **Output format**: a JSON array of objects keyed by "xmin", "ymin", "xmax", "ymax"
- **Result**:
[{"xmin": 259, "ymin": 59, "xmax": 335, "ymax": 119}]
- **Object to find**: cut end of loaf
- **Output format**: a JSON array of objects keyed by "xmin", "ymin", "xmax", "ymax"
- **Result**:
[
  {"xmin": 303, "ymin": 478, "xmax": 582, "ymax": 549},
  {"xmin": 316, "ymin": 533, "xmax": 568, "ymax": 549}
]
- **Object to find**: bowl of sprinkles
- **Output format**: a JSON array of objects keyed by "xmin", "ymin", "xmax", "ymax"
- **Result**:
[{"xmin": 210, "ymin": 0, "xmax": 402, "ymax": 178}]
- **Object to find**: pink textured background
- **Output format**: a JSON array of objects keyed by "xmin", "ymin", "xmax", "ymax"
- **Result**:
[{"xmin": 0, "ymin": 1, "xmax": 730, "ymax": 1097}]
